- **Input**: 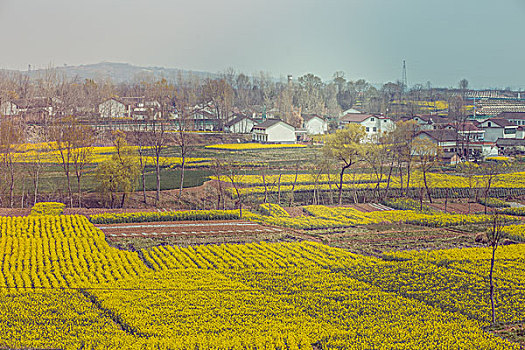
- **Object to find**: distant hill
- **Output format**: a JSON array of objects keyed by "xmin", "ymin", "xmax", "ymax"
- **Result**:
[{"xmin": 1, "ymin": 62, "xmax": 217, "ymax": 83}]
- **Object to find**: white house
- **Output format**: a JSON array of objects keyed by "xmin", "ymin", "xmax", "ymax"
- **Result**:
[
  {"xmin": 0, "ymin": 101, "xmax": 19, "ymax": 116},
  {"xmin": 302, "ymin": 114, "xmax": 328, "ymax": 135},
  {"xmin": 339, "ymin": 113, "xmax": 395, "ymax": 141},
  {"xmin": 225, "ymin": 114, "xmax": 256, "ymax": 133},
  {"xmin": 443, "ymin": 122, "xmax": 485, "ymax": 142},
  {"xmin": 98, "ymin": 98, "xmax": 131, "ymax": 118},
  {"xmin": 98, "ymin": 97, "xmax": 164, "ymax": 120},
  {"xmin": 252, "ymin": 119, "xmax": 296, "ymax": 143},
  {"xmin": 478, "ymin": 118, "xmax": 518, "ymax": 142}
]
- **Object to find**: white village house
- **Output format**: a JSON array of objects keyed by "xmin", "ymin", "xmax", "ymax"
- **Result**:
[
  {"xmin": 225, "ymin": 114, "xmax": 256, "ymax": 133},
  {"xmin": 339, "ymin": 113, "xmax": 395, "ymax": 141},
  {"xmin": 98, "ymin": 98, "xmax": 131, "ymax": 118},
  {"xmin": 302, "ymin": 114, "xmax": 328, "ymax": 135},
  {"xmin": 98, "ymin": 97, "xmax": 162, "ymax": 120},
  {"xmin": 252, "ymin": 119, "xmax": 297, "ymax": 143},
  {"xmin": 477, "ymin": 118, "xmax": 518, "ymax": 142}
]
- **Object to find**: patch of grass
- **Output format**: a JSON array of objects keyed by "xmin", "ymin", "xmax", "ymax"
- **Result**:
[
  {"xmin": 141, "ymin": 167, "xmax": 212, "ymax": 190},
  {"xmin": 490, "ymin": 323, "xmax": 525, "ymax": 348},
  {"xmin": 105, "ymin": 232, "xmax": 296, "ymax": 251}
]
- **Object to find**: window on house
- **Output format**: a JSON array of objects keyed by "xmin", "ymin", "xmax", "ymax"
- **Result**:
[
  {"xmin": 488, "ymin": 122, "xmax": 492, "ymax": 127},
  {"xmin": 366, "ymin": 127, "xmax": 370, "ymax": 132},
  {"xmin": 371, "ymin": 117, "xmax": 375, "ymax": 121},
  {"xmin": 373, "ymin": 127, "xmax": 377, "ymax": 132}
]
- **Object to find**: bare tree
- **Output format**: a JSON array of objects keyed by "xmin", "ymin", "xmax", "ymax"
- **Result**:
[
  {"xmin": 143, "ymin": 79, "xmax": 175, "ymax": 205},
  {"xmin": 0, "ymin": 119, "xmax": 23, "ymax": 207},
  {"xmin": 479, "ymin": 161, "xmax": 508, "ymax": 214},
  {"xmin": 174, "ymin": 80, "xmax": 199, "ymax": 200},
  {"xmin": 223, "ymin": 160, "xmax": 246, "ymax": 217},
  {"xmin": 49, "ymin": 116, "xmax": 90, "ymax": 207},
  {"xmin": 202, "ymin": 78, "xmax": 234, "ymax": 130},
  {"xmin": 129, "ymin": 129, "xmax": 151, "ymax": 204},
  {"xmin": 486, "ymin": 214, "xmax": 506, "ymax": 325},
  {"xmin": 412, "ymin": 137, "xmax": 440, "ymax": 204},
  {"xmin": 71, "ymin": 127, "xmax": 95, "ymax": 207}
]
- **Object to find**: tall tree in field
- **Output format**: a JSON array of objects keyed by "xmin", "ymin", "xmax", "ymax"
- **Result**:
[
  {"xmin": 391, "ymin": 120, "xmax": 418, "ymax": 195},
  {"xmin": 96, "ymin": 132, "xmax": 140, "ymax": 208},
  {"xmin": 362, "ymin": 141, "xmax": 392, "ymax": 200},
  {"xmin": 479, "ymin": 160, "xmax": 508, "ymax": 214},
  {"xmin": 174, "ymin": 81, "xmax": 198, "ymax": 200},
  {"xmin": 144, "ymin": 78, "xmax": 175, "ymax": 205},
  {"xmin": 222, "ymin": 159, "xmax": 247, "ymax": 217},
  {"xmin": 129, "ymin": 129, "xmax": 150, "ymax": 204},
  {"xmin": 24, "ymin": 143, "xmax": 48, "ymax": 206},
  {"xmin": 486, "ymin": 214, "xmax": 506, "ymax": 325},
  {"xmin": 50, "ymin": 116, "xmax": 92, "ymax": 207},
  {"xmin": 0, "ymin": 120, "xmax": 23, "ymax": 207},
  {"xmin": 412, "ymin": 137, "xmax": 440, "ymax": 205},
  {"xmin": 71, "ymin": 128, "xmax": 95, "ymax": 207},
  {"xmin": 323, "ymin": 124, "xmax": 366, "ymax": 205}
]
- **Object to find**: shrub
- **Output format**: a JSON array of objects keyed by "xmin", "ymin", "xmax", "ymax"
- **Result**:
[
  {"xmin": 478, "ymin": 197, "xmax": 510, "ymax": 208},
  {"xmin": 90, "ymin": 210, "xmax": 241, "ymax": 224},
  {"xmin": 30, "ymin": 202, "xmax": 66, "ymax": 216},
  {"xmin": 498, "ymin": 207, "xmax": 525, "ymax": 216},
  {"xmin": 258, "ymin": 203, "xmax": 290, "ymax": 217}
]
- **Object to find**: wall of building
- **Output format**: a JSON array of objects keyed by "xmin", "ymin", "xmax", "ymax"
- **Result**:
[
  {"xmin": 266, "ymin": 123, "xmax": 296, "ymax": 143},
  {"xmin": 305, "ymin": 118, "xmax": 327, "ymax": 135}
]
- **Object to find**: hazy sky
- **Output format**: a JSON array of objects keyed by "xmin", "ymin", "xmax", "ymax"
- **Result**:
[{"xmin": 0, "ymin": 0, "xmax": 523, "ymax": 89}]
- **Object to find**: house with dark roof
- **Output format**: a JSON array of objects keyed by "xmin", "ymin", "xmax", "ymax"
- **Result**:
[
  {"xmin": 443, "ymin": 122, "xmax": 485, "ymax": 142},
  {"xmin": 407, "ymin": 114, "xmax": 450, "ymax": 130},
  {"xmin": 496, "ymin": 138, "xmax": 525, "ymax": 155},
  {"xmin": 225, "ymin": 114, "xmax": 256, "ymax": 133},
  {"xmin": 0, "ymin": 97, "xmax": 57, "ymax": 122},
  {"xmin": 478, "ymin": 118, "xmax": 518, "ymax": 142},
  {"xmin": 497, "ymin": 112, "xmax": 525, "ymax": 126},
  {"xmin": 190, "ymin": 109, "xmax": 219, "ymax": 131},
  {"xmin": 414, "ymin": 129, "xmax": 496, "ymax": 162},
  {"xmin": 252, "ymin": 119, "xmax": 296, "ymax": 143}
]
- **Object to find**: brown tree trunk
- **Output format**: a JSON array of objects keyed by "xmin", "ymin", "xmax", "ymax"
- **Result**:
[
  {"xmin": 338, "ymin": 163, "xmax": 351, "ymax": 206},
  {"xmin": 179, "ymin": 156, "xmax": 186, "ymax": 200},
  {"xmin": 141, "ymin": 166, "xmax": 147, "ymax": 204},
  {"xmin": 277, "ymin": 173, "xmax": 282, "ymax": 205},
  {"xmin": 423, "ymin": 169, "xmax": 432, "ymax": 203},
  {"xmin": 490, "ymin": 245, "xmax": 496, "ymax": 324},
  {"xmin": 155, "ymin": 156, "xmax": 161, "ymax": 205},
  {"xmin": 77, "ymin": 176, "xmax": 82, "ymax": 208},
  {"xmin": 289, "ymin": 166, "xmax": 299, "ymax": 207}
]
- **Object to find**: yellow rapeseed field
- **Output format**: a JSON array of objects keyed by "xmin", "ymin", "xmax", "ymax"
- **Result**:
[{"xmin": 0, "ymin": 215, "xmax": 521, "ymax": 349}]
